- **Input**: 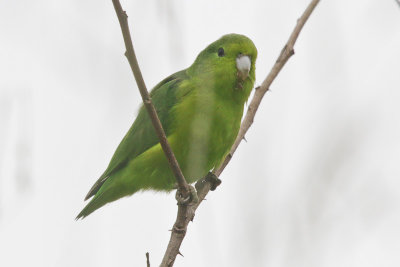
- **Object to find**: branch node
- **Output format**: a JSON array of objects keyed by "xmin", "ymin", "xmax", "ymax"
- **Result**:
[
  {"xmin": 172, "ymin": 225, "xmax": 186, "ymax": 234},
  {"xmin": 176, "ymin": 185, "xmax": 198, "ymax": 205}
]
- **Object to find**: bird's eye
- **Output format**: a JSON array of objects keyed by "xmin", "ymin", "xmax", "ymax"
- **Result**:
[{"xmin": 217, "ymin": 47, "xmax": 225, "ymax": 57}]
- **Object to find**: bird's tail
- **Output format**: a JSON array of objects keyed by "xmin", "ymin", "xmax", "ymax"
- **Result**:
[
  {"xmin": 75, "ymin": 194, "xmax": 107, "ymax": 220},
  {"xmin": 76, "ymin": 179, "xmax": 139, "ymax": 220}
]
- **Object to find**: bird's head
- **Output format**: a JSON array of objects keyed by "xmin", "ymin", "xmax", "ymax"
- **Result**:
[{"xmin": 188, "ymin": 34, "xmax": 257, "ymax": 94}]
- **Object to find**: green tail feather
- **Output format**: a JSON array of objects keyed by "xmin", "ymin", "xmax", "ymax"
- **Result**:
[
  {"xmin": 76, "ymin": 194, "xmax": 108, "ymax": 220},
  {"xmin": 76, "ymin": 178, "xmax": 139, "ymax": 220}
]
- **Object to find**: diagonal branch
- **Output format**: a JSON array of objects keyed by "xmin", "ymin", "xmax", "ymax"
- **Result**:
[
  {"xmin": 160, "ymin": 0, "xmax": 320, "ymax": 266},
  {"xmin": 215, "ymin": 0, "xmax": 320, "ymax": 176},
  {"xmin": 111, "ymin": 0, "xmax": 189, "ymax": 198}
]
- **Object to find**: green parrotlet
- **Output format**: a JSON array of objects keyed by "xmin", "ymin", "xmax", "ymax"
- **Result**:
[{"xmin": 76, "ymin": 33, "xmax": 257, "ymax": 219}]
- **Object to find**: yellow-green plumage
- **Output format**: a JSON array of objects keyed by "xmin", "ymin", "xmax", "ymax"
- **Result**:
[{"xmin": 76, "ymin": 34, "xmax": 257, "ymax": 219}]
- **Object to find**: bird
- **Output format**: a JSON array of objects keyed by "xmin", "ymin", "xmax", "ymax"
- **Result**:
[{"xmin": 76, "ymin": 33, "xmax": 257, "ymax": 219}]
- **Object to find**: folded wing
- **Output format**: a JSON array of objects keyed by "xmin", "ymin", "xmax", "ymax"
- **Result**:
[{"xmin": 84, "ymin": 70, "xmax": 189, "ymax": 200}]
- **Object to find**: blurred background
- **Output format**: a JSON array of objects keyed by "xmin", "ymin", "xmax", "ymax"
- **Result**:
[{"xmin": 1, "ymin": 0, "xmax": 400, "ymax": 266}]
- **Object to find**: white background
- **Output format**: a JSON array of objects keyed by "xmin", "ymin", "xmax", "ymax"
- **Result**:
[{"xmin": 1, "ymin": 0, "xmax": 400, "ymax": 266}]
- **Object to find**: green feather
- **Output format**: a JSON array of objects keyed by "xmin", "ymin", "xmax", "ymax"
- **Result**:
[
  {"xmin": 83, "ymin": 70, "xmax": 188, "ymax": 201},
  {"xmin": 77, "ymin": 33, "xmax": 257, "ymax": 219}
]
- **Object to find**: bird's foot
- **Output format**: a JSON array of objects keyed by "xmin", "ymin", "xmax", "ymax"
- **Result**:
[
  {"xmin": 175, "ymin": 185, "xmax": 199, "ymax": 206},
  {"xmin": 195, "ymin": 172, "xmax": 222, "ymax": 192},
  {"xmin": 205, "ymin": 172, "xmax": 222, "ymax": 191}
]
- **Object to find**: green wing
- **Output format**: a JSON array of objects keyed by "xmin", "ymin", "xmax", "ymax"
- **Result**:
[{"xmin": 84, "ymin": 70, "xmax": 189, "ymax": 200}]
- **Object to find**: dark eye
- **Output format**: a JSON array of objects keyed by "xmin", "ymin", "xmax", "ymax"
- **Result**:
[{"xmin": 217, "ymin": 47, "xmax": 225, "ymax": 57}]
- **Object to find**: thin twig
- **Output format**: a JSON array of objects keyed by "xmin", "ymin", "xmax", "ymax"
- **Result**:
[
  {"xmin": 215, "ymin": 0, "xmax": 320, "ymax": 176},
  {"xmin": 111, "ymin": 0, "xmax": 189, "ymax": 198},
  {"xmin": 160, "ymin": 0, "xmax": 320, "ymax": 266},
  {"xmin": 396, "ymin": 0, "xmax": 400, "ymax": 8},
  {"xmin": 146, "ymin": 252, "xmax": 150, "ymax": 267}
]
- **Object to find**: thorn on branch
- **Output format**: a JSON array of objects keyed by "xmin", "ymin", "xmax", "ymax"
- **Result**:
[{"xmin": 178, "ymin": 251, "xmax": 184, "ymax": 257}]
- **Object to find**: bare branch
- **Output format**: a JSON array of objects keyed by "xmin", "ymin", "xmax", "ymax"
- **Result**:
[
  {"xmin": 146, "ymin": 252, "xmax": 150, "ymax": 267},
  {"xmin": 215, "ymin": 0, "xmax": 320, "ymax": 176},
  {"xmin": 160, "ymin": 0, "xmax": 320, "ymax": 266},
  {"xmin": 111, "ymin": 0, "xmax": 189, "ymax": 197}
]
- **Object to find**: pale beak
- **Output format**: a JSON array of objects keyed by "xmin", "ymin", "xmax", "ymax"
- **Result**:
[{"xmin": 236, "ymin": 54, "xmax": 251, "ymax": 80}]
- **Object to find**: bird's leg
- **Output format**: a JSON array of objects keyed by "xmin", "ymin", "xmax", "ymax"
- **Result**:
[
  {"xmin": 205, "ymin": 172, "xmax": 222, "ymax": 191},
  {"xmin": 175, "ymin": 184, "xmax": 199, "ymax": 205}
]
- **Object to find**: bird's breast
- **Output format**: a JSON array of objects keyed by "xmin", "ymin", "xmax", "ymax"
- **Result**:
[{"xmin": 171, "ymin": 92, "xmax": 242, "ymax": 182}]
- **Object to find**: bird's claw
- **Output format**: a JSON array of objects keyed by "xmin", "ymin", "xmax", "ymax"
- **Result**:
[
  {"xmin": 175, "ymin": 185, "xmax": 199, "ymax": 205},
  {"xmin": 205, "ymin": 172, "xmax": 222, "ymax": 191}
]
